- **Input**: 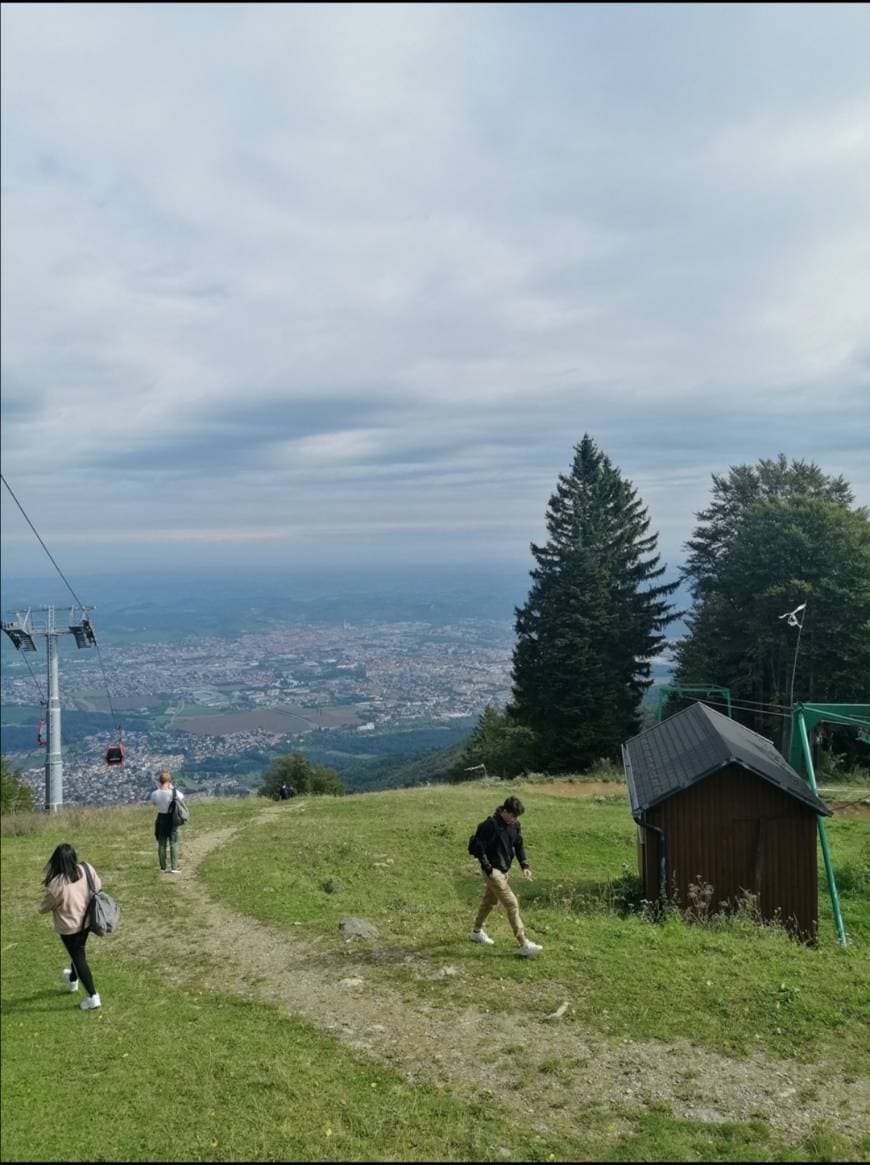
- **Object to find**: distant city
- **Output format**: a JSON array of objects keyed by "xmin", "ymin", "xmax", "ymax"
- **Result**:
[{"xmin": 0, "ymin": 567, "xmax": 680, "ymax": 806}]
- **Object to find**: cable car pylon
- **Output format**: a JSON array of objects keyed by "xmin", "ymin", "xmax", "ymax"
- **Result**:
[
  {"xmin": 1, "ymin": 474, "xmax": 127, "ymax": 804},
  {"xmin": 1, "ymin": 604, "xmax": 96, "ymax": 812}
]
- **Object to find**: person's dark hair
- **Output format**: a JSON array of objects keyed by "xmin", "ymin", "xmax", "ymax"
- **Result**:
[
  {"xmin": 42, "ymin": 842, "xmax": 83, "ymax": 886},
  {"xmin": 501, "ymin": 795, "xmax": 525, "ymax": 816}
]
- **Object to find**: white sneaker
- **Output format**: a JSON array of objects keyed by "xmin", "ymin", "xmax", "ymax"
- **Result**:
[
  {"xmin": 80, "ymin": 993, "xmax": 101, "ymax": 1010},
  {"xmin": 519, "ymin": 939, "xmax": 543, "ymax": 957},
  {"xmin": 61, "ymin": 968, "xmax": 80, "ymax": 993},
  {"xmin": 169, "ymin": 868, "xmax": 180, "ymax": 873},
  {"xmin": 470, "ymin": 929, "xmax": 495, "ymax": 945}
]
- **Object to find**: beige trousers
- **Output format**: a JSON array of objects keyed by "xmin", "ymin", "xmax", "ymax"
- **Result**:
[{"xmin": 474, "ymin": 869, "xmax": 526, "ymax": 944}]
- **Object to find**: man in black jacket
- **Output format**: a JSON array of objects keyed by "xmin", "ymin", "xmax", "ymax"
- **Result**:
[{"xmin": 468, "ymin": 795, "xmax": 542, "ymax": 956}]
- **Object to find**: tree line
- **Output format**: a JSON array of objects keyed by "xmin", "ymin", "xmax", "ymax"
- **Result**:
[{"xmin": 452, "ymin": 436, "xmax": 869, "ymax": 780}]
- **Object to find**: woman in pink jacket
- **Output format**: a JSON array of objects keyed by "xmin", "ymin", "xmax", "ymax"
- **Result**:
[{"xmin": 38, "ymin": 842, "xmax": 102, "ymax": 1011}]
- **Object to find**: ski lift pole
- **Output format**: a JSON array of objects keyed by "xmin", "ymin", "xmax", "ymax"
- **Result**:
[
  {"xmin": 45, "ymin": 607, "xmax": 64, "ymax": 813},
  {"xmin": 795, "ymin": 708, "xmax": 846, "ymax": 946}
]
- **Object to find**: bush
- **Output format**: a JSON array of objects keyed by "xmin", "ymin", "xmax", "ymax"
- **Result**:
[
  {"xmin": 816, "ymin": 749, "xmax": 869, "ymax": 784},
  {"xmin": 1, "ymin": 756, "xmax": 34, "ymax": 816},
  {"xmin": 259, "ymin": 753, "xmax": 345, "ymax": 798},
  {"xmin": 449, "ymin": 707, "xmax": 537, "ymax": 781}
]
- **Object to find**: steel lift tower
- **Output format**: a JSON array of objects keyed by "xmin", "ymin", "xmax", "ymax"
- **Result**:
[{"xmin": 2, "ymin": 604, "xmax": 96, "ymax": 812}]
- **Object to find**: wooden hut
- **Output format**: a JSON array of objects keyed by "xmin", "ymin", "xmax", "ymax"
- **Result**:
[{"xmin": 621, "ymin": 702, "xmax": 831, "ymax": 940}]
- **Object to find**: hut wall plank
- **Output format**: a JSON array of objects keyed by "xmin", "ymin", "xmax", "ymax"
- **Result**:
[{"xmin": 643, "ymin": 766, "xmax": 818, "ymax": 938}]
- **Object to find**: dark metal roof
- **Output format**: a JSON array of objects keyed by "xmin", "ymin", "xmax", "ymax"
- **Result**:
[{"xmin": 622, "ymin": 701, "xmax": 831, "ymax": 819}]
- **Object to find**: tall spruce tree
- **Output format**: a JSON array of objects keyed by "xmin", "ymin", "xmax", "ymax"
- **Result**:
[{"xmin": 511, "ymin": 434, "xmax": 677, "ymax": 771}]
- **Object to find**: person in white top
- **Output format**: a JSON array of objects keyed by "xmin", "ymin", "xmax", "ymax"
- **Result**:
[{"xmin": 148, "ymin": 771, "xmax": 185, "ymax": 873}]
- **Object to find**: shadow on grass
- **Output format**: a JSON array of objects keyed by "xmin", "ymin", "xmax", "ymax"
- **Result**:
[
  {"xmin": 453, "ymin": 871, "xmax": 644, "ymax": 918},
  {"xmin": 519, "ymin": 873, "xmax": 644, "ymax": 916},
  {"xmin": 0, "ymin": 988, "xmax": 76, "ymax": 1013}
]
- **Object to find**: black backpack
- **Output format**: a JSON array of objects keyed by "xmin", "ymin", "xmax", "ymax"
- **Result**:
[{"xmin": 467, "ymin": 816, "xmax": 490, "ymax": 856}]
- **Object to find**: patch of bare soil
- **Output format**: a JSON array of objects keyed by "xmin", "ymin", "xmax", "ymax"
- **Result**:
[
  {"xmin": 533, "ymin": 780, "xmax": 628, "ymax": 799},
  {"xmin": 115, "ymin": 805, "xmax": 869, "ymax": 1150}
]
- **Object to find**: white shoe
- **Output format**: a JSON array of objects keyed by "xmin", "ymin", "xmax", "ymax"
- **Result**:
[
  {"xmin": 519, "ymin": 939, "xmax": 543, "ymax": 957},
  {"xmin": 61, "ymin": 968, "xmax": 80, "ymax": 993},
  {"xmin": 169, "ymin": 868, "xmax": 180, "ymax": 873},
  {"xmin": 470, "ymin": 929, "xmax": 495, "ymax": 945},
  {"xmin": 80, "ymin": 993, "xmax": 101, "ymax": 1010}
]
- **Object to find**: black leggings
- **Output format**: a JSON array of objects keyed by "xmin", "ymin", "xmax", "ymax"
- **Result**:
[{"xmin": 60, "ymin": 928, "xmax": 96, "ymax": 997}]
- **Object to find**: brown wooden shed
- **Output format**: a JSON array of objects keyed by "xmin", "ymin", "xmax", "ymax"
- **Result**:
[{"xmin": 621, "ymin": 702, "xmax": 831, "ymax": 940}]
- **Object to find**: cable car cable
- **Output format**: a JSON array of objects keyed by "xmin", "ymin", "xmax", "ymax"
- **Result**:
[
  {"xmin": 92, "ymin": 637, "xmax": 122, "ymax": 733},
  {"xmin": 1, "ymin": 472, "xmax": 125, "ymax": 759},
  {"xmin": 688, "ymin": 696, "xmax": 793, "ymax": 720},
  {"xmin": 22, "ymin": 651, "xmax": 48, "ymax": 706},
  {"xmin": 1, "ymin": 473, "xmax": 86, "ymax": 609}
]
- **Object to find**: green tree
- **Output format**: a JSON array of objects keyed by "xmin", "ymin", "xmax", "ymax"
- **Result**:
[
  {"xmin": 259, "ymin": 752, "xmax": 345, "ymax": 798},
  {"xmin": 676, "ymin": 459, "xmax": 870, "ymax": 748},
  {"xmin": 450, "ymin": 706, "xmax": 537, "ymax": 781},
  {"xmin": 683, "ymin": 454, "xmax": 854, "ymax": 601},
  {"xmin": 511, "ymin": 434, "xmax": 677, "ymax": 771},
  {"xmin": 1, "ymin": 756, "xmax": 34, "ymax": 815},
  {"xmin": 308, "ymin": 762, "xmax": 346, "ymax": 796}
]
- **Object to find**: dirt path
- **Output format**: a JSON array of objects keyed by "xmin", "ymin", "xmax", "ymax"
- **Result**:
[{"xmin": 114, "ymin": 804, "xmax": 869, "ymax": 1147}]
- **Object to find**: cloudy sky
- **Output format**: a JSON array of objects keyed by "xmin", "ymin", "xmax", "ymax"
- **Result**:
[{"xmin": 2, "ymin": 3, "xmax": 868, "ymax": 580}]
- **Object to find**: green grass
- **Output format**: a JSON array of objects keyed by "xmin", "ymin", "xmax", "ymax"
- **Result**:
[
  {"xmin": 2, "ymin": 783, "xmax": 868, "ymax": 1162},
  {"xmin": 3, "ymin": 965, "xmax": 602, "ymax": 1162},
  {"xmin": 201, "ymin": 783, "xmax": 870, "ymax": 1066}
]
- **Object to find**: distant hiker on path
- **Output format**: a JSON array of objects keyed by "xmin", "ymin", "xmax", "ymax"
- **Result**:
[
  {"xmin": 279, "ymin": 782, "xmax": 295, "ymax": 800},
  {"xmin": 38, "ymin": 842, "xmax": 103, "ymax": 1010},
  {"xmin": 149, "ymin": 770, "xmax": 185, "ymax": 873},
  {"xmin": 468, "ymin": 795, "xmax": 542, "ymax": 957}
]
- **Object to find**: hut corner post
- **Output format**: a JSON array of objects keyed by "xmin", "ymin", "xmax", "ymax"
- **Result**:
[{"xmin": 796, "ymin": 709, "xmax": 847, "ymax": 947}]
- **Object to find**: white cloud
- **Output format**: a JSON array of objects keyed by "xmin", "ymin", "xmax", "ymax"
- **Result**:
[{"xmin": 2, "ymin": 3, "xmax": 869, "ymax": 577}]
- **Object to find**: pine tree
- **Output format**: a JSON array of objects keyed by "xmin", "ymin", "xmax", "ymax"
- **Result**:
[
  {"xmin": 511, "ymin": 434, "xmax": 677, "ymax": 771},
  {"xmin": 450, "ymin": 706, "xmax": 537, "ymax": 781}
]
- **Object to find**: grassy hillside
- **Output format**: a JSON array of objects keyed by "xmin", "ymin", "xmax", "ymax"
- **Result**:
[{"xmin": 2, "ymin": 780, "xmax": 868, "ymax": 1162}]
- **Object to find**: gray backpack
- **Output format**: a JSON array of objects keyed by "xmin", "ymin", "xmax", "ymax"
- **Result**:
[
  {"xmin": 82, "ymin": 863, "xmax": 120, "ymax": 937},
  {"xmin": 170, "ymin": 790, "xmax": 190, "ymax": 827}
]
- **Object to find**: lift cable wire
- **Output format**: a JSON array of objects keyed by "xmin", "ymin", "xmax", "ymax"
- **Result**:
[
  {"xmin": 1, "ymin": 473, "xmax": 86, "ymax": 609},
  {"xmin": 22, "ymin": 652, "xmax": 47, "ymax": 707},
  {"xmin": 685, "ymin": 696, "xmax": 794, "ymax": 721},
  {"xmin": 0, "ymin": 572, "xmax": 45, "ymax": 706},
  {"xmin": 1, "ymin": 472, "xmax": 122, "ymax": 735},
  {"xmin": 92, "ymin": 639, "xmax": 121, "ymax": 729},
  {"xmin": 667, "ymin": 692, "xmax": 796, "ymax": 719},
  {"xmin": 704, "ymin": 695, "xmax": 792, "ymax": 712},
  {"xmin": 661, "ymin": 688, "xmax": 793, "ymax": 713}
]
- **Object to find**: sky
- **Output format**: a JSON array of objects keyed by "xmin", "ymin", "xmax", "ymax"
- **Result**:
[{"xmin": 2, "ymin": 2, "xmax": 869, "ymax": 584}]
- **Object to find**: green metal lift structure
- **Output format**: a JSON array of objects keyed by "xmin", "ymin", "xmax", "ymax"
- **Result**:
[
  {"xmin": 656, "ymin": 684, "xmax": 732, "ymax": 722},
  {"xmin": 788, "ymin": 703, "xmax": 870, "ymax": 947}
]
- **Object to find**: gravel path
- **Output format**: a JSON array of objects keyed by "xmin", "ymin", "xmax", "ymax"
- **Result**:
[{"xmin": 114, "ymin": 803, "xmax": 869, "ymax": 1148}]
